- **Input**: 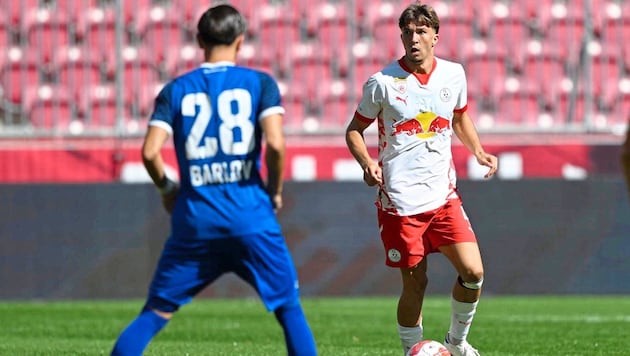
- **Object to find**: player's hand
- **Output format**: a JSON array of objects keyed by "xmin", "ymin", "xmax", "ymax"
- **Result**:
[
  {"xmin": 160, "ymin": 186, "xmax": 179, "ymax": 214},
  {"xmin": 476, "ymin": 152, "xmax": 498, "ymax": 178},
  {"xmin": 363, "ymin": 163, "xmax": 383, "ymax": 187},
  {"xmin": 269, "ymin": 193, "xmax": 283, "ymax": 212}
]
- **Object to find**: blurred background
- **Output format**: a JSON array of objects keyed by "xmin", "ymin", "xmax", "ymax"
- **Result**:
[{"xmin": 0, "ymin": 0, "xmax": 628, "ymax": 299}]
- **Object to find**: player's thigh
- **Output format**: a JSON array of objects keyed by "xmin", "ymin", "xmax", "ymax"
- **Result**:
[
  {"xmin": 234, "ymin": 230, "xmax": 300, "ymax": 311},
  {"xmin": 378, "ymin": 209, "xmax": 433, "ymax": 268},
  {"xmin": 147, "ymin": 239, "xmax": 222, "ymax": 312},
  {"xmin": 438, "ymin": 242, "xmax": 483, "ymax": 280},
  {"xmin": 429, "ymin": 199, "xmax": 483, "ymax": 279}
]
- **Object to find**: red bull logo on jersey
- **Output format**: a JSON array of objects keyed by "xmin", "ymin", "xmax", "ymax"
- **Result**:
[{"xmin": 390, "ymin": 112, "xmax": 450, "ymax": 139}]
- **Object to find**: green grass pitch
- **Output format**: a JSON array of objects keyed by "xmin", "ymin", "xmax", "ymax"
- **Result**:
[{"xmin": 0, "ymin": 295, "xmax": 628, "ymax": 355}]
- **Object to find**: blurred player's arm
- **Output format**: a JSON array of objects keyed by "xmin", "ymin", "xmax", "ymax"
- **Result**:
[
  {"xmin": 622, "ymin": 124, "xmax": 630, "ymax": 198},
  {"xmin": 261, "ymin": 113, "xmax": 285, "ymax": 211},
  {"xmin": 346, "ymin": 116, "xmax": 382, "ymax": 186},
  {"xmin": 452, "ymin": 111, "xmax": 498, "ymax": 179},
  {"xmin": 142, "ymin": 125, "xmax": 178, "ymax": 213}
]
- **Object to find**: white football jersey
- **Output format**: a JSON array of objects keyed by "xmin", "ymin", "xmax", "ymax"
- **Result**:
[{"xmin": 355, "ymin": 57, "xmax": 468, "ymax": 216}]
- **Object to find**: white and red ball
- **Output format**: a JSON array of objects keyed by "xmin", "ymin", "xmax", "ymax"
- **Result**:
[{"xmin": 406, "ymin": 340, "xmax": 451, "ymax": 356}]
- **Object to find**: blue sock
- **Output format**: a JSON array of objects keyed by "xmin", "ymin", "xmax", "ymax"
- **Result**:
[
  {"xmin": 274, "ymin": 302, "xmax": 317, "ymax": 356},
  {"xmin": 111, "ymin": 308, "xmax": 169, "ymax": 356}
]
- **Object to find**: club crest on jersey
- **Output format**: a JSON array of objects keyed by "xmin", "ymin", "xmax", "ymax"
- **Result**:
[
  {"xmin": 392, "ymin": 78, "xmax": 407, "ymax": 93},
  {"xmin": 439, "ymin": 88, "xmax": 452, "ymax": 102}
]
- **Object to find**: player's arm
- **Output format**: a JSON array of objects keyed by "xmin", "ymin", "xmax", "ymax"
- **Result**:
[
  {"xmin": 142, "ymin": 125, "xmax": 178, "ymax": 213},
  {"xmin": 622, "ymin": 124, "xmax": 630, "ymax": 198},
  {"xmin": 452, "ymin": 111, "xmax": 498, "ymax": 179},
  {"xmin": 346, "ymin": 115, "xmax": 381, "ymax": 186},
  {"xmin": 261, "ymin": 113, "xmax": 285, "ymax": 211}
]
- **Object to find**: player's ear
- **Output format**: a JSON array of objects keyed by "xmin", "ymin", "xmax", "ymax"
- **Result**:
[
  {"xmin": 234, "ymin": 34, "xmax": 245, "ymax": 51},
  {"xmin": 432, "ymin": 33, "xmax": 439, "ymax": 47},
  {"xmin": 196, "ymin": 33, "xmax": 205, "ymax": 49}
]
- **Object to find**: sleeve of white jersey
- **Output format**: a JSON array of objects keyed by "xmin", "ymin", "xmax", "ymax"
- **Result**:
[
  {"xmin": 456, "ymin": 64, "xmax": 468, "ymax": 111},
  {"xmin": 356, "ymin": 75, "xmax": 384, "ymax": 119}
]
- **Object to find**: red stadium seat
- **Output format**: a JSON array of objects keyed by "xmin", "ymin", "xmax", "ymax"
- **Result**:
[
  {"xmin": 599, "ymin": 11, "xmax": 630, "ymax": 48},
  {"xmin": 54, "ymin": 46, "xmax": 104, "ymax": 101},
  {"xmin": 77, "ymin": 84, "xmax": 116, "ymax": 127},
  {"xmin": 550, "ymin": 81, "xmax": 587, "ymax": 125},
  {"xmin": 0, "ymin": 13, "xmax": 11, "ymax": 49},
  {"xmin": 23, "ymin": 85, "xmax": 74, "ymax": 129},
  {"xmin": 462, "ymin": 43, "xmax": 509, "ymax": 96},
  {"xmin": 287, "ymin": 42, "xmax": 334, "ymax": 98},
  {"xmin": 53, "ymin": 0, "xmax": 100, "ymax": 23},
  {"xmin": 518, "ymin": 0, "xmax": 554, "ymax": 21},
  {"xmin": 76, "ymin": 6, "xmax": 124, "ymax": 50},
  {"xmin": 514, "ymin": 42, "xmax": 567, "ymax": 86},
  {"xmin": 237, "ymin": 42, "xmax": 277, "ymax": 77},
  {"xmin": 257, "ymin": 3, "xmax": 300, "ymax": 61},
  {"xmin": 163, "ymin": 44, "xmax": 201, "ymax": 78},
  {"xmin": 101, "ymin": 46, "xmax": 161, "ymax": 114},
  {"xmin": 307, "ymin": 2, "xmax": 353, "ymax": 59},
  {"xmin": 77, "ymin": 84, "xmax": 134, "ymax": 128},
  {"xmin": 314, "ymin": 78, "xmax": 354, "ymax": 128},
  {"xmin": 437, "ymin": 12, "xmax": 475, "ymax": 61},
  {"xmin": 348, "ymin": 40, "xmax": 391, "ymax": 98},
  {"xmin": 0, "ymin": 0, "xmax": 40, "ymax": 27},
  {"xmin": 494, "ymin": 79, "xmax": 545, "ymax": 127},
  {"xmin": 588, "ymin": 45, "xmax": 623, "ymax": 97},
  {"xmin": 22, "ymin": 8, "xmax": 73, "ymax": 64},
  {"xmin": 0, "ymin": 47, "xmax": 42, "ymax": 104},
  {"xmin": 542, "ymin": 4, "xmax": 586, "ymax": 59},
  {"xmin": 277, "ymin": 79, "xmax": 309, "ymax": 131},
  {"xmin": 135, "ymin": 5, "xmax": 186, "ymax": 62},
  {"xmin": 121, "ymin": 0, "xmax": 153, "ymax": 25},
  {"xmin": 487, "ymin": 16, "xmax": 531, "ymax": 55},
  {"xmin": 365, "ymin": 1, "xmax": 403, "ymax": 59}
]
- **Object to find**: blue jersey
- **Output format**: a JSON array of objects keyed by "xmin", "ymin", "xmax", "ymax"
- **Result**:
[{"xmin": 149, "ymin": 62, "xmax": 284, "ymax": 239}]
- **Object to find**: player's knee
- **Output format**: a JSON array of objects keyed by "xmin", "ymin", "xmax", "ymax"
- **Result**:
[
  {"xmin": 457, "ymin": 274, "xmax": 484, "ymax": 290},
  {"xmin": 143, "ymin": 301, "xmax": 177, "ymax": 320},
  {"xmin": 402, "ymin": 271, "xmax": 428, "ymax": 295}
]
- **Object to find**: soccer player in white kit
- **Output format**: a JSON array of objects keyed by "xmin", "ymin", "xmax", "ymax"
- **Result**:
[{"xmin": 345, "ymin": 3, "xmax": 498, "ymax": 356}]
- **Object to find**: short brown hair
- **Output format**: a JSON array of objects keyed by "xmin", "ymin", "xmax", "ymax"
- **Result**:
[{"xmin": 398, "ymin": 3, "xmax": 440, "ymax": 34}]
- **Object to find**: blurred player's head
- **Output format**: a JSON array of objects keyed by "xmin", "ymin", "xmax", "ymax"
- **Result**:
[
  {"xmin": 398, "ymin": 3, "xmax": 440, "ymax": 67},
  {"xmin": 197, "ymin": 4, "xmax": 247, "ymax": 54}
]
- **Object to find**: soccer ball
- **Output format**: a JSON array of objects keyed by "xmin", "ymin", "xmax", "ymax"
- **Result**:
[{"xmin": 406, "ymin": 340, "xmax": 451, "ymax": 356}]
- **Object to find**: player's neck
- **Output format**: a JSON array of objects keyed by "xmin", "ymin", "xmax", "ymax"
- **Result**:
[
  {"xmin": 403, "ymin": 55, "xmax": 435, "ymax": 74},
  {"xmin": 205, "ymin": 48, "xmax": 238, "ymax": 64}
]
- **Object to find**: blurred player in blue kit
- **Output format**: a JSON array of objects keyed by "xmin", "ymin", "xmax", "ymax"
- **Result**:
[{"xmin": 110, "ymin": 5, "xmax": 317, "ymax": 356}]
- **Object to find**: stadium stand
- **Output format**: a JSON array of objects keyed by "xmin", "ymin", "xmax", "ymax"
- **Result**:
[
  {"xmin": 0, "ymin": 0, "xmax": 627, "ymax": 135},
  {"xmin": 23, "ymin": 84, "xmax": 74, "ymax": 130}
]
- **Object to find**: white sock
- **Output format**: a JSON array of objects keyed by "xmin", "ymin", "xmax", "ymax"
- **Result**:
[
  {"xmin": 398, "ymin": 324, "xmax": 423, "ymax": 354},
  {"xmin": 448, "ymin": 297, "xmax": 478, "ymax": 344}
]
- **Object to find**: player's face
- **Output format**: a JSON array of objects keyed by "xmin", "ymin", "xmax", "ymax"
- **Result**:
[{"xmin": 400, "ymin": 22, "xmax": 438, "ymax": 66}]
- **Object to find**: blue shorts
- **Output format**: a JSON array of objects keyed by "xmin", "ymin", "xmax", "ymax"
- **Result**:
[{"xmin": 145, "ymin": 230, "xmax": 300, "ymax": 313}]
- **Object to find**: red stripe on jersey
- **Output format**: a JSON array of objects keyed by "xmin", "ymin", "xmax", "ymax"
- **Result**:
[
  {"xmin": 454, "ymin": 104, "xmax": 467, "ymax": 114},
  {"xmin": 355, "ymin": 111, "xmax": 375, "ymax": 123}
]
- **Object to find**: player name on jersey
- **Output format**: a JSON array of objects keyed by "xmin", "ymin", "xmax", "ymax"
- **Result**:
[{"xmin": 189, "ymin": 159, "xmax": 254, "ymax": 186}]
